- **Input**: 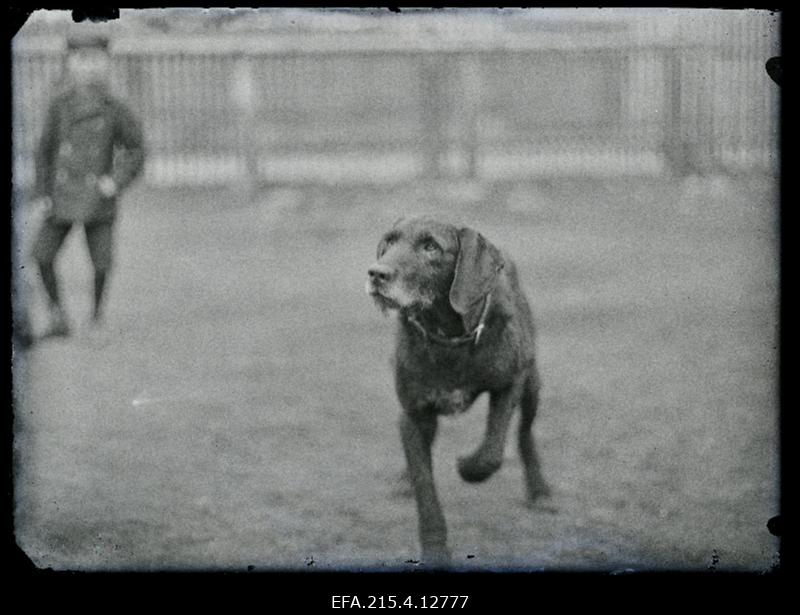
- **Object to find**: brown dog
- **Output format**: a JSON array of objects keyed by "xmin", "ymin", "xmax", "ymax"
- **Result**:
[{"xmin": 365, "ymin": 216, "xmax": 550, "ymax": 566}]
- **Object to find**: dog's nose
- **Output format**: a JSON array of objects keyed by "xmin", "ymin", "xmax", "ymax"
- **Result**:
[{"xmin": 368, "ymin": 263, "xmax": 394, "ymax": 283}]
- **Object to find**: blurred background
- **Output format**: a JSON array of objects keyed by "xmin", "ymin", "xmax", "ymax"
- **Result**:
[
  {"xmin": 12, "ymin": 8, "xmax": 780, "ymax": 572},
  {"xmin": 12, "ymin": 7, "xmax": 779, "ymax": 187}
]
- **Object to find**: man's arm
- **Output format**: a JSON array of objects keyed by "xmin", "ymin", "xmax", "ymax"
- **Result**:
[{"xmin": 109, "ymin": 101, "xmax": 145, "ymax": 193}]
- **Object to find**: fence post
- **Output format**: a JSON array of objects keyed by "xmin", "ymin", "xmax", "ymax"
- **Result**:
[
  {"xmin": 460, "ymin": 52, "xmax": 481, "ymax": 180},
  {"xmin": 231, "ymin": 54, "xmax": 259, "ymax": 196},
  {"xmin": 420, "ymin": 55, "xmax": 446, "ymax": 181},
  {"xmin": 662, "ymin": 45, "xmax": 689, "ymax": 176}
]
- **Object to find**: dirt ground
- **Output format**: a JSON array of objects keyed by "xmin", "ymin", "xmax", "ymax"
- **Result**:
[{"xmin": 12, "ymin": 174, "xmax": 780, "ymax": 572}]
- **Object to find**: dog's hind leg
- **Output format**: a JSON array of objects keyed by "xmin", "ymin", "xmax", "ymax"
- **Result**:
[
  {"xmin": 518, "ymin": 370, "xmax": 551, "ymax": 504},
  {"xmin": 399, "ymin": 411, "xmax": 450, "ymax": 565}
]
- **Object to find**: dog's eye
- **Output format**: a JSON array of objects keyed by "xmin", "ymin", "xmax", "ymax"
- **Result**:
[{"xmin": 422, "ymin": 240, "xmax": 439, "ymax": 253}]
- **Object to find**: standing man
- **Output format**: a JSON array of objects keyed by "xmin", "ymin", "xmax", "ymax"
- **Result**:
[{"xmin": 31, "ymin": 32, "xmax": 145, "ymax": 337}]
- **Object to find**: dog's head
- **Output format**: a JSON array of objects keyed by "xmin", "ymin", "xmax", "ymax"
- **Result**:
[{"xmin": 365, "ymin": 216, "xmax": 504, "ymax": 330}]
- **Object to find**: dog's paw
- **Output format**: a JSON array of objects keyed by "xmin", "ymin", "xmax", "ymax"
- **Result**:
[
  {"xmin": 526, "ymin": 480, "xmax": 552, "ymax": 500},
  {"xmin": 524, "ymin": 484, "xmax": 558, "ymax": 514},
  {"xmin": 457, "ymin": 454, "xmax": 502, "ymax": 483},
  {"xmin": 525, "ymin": 499, "xmax": 559, "ymax": 514},
  {"xmin": 420, "ymin": 545, "xmax": 452, "ymax": 568}
]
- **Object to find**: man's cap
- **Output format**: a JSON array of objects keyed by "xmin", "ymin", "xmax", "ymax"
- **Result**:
[{"xmin": 66, "ymin": 33, "xmax": 110, "ymax": 52}]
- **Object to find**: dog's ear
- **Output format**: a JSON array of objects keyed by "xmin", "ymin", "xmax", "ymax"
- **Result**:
[{"xmin": 449, "ymin": 227, "xmax": 504, "ymax": 331}]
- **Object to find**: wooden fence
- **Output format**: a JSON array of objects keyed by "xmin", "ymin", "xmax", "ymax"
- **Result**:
[{"xmin": 11, "ymin": 12, "xmax": 779, "ymax": 187}]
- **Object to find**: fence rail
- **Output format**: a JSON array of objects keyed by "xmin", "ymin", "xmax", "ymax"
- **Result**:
[{"xmin": 12, "ymin": 13, "xmax": 779, "ymax": 188}]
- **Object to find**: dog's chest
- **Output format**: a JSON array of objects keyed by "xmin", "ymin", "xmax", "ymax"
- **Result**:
[{"xmin": 418, "ymin": 387, "xmax": 478, "ymax": 416}]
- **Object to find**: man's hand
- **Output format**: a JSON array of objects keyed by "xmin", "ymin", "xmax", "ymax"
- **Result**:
[
  {"xmin": 97, "ymin": 175, "xmax": 118, "ymax": 198},
  {"xmin": 30, "ymin": 195, "xmax": 53, "ymax": 216}
]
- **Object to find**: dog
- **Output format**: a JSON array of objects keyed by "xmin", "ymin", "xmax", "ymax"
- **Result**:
[{"xmin": 365, "ymin": 215, "xmax": 550, "ymax": 566}]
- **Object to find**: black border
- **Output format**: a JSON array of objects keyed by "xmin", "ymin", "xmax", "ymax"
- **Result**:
[{"xmin": 5, "ymin": 4, "xmax": 790, "ymax": 606}]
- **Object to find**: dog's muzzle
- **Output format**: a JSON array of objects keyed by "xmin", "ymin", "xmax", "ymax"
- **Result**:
[{"xmin": 366, "ymin": 263, "xmax": 405, "ymax": 310}]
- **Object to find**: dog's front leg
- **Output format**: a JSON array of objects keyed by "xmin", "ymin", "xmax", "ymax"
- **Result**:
[
  {"xmin": 457, "ymin": 381, "xmax": 521, "ymax": 483},
  {"xmin": 399, "ymin": 411, "xmax": 450, "ymax": 565}
]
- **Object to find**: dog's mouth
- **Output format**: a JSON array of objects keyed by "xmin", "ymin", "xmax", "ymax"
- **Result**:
[
  {"xmin": 365, "ymin": 280, "xmax": 404, "ymax": 312},
  {"xmin": 371, "ymin": 294, "xmax": 403, "ymax": 312},
  {"xmin": 368, "ymin": 290, "xmax": 403, "ymax": 312}
]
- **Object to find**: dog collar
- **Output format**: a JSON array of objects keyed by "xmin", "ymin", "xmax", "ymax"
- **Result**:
[{"xmin": 406, "ymin": 293, "xmax": 492, "ymax": 347}]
